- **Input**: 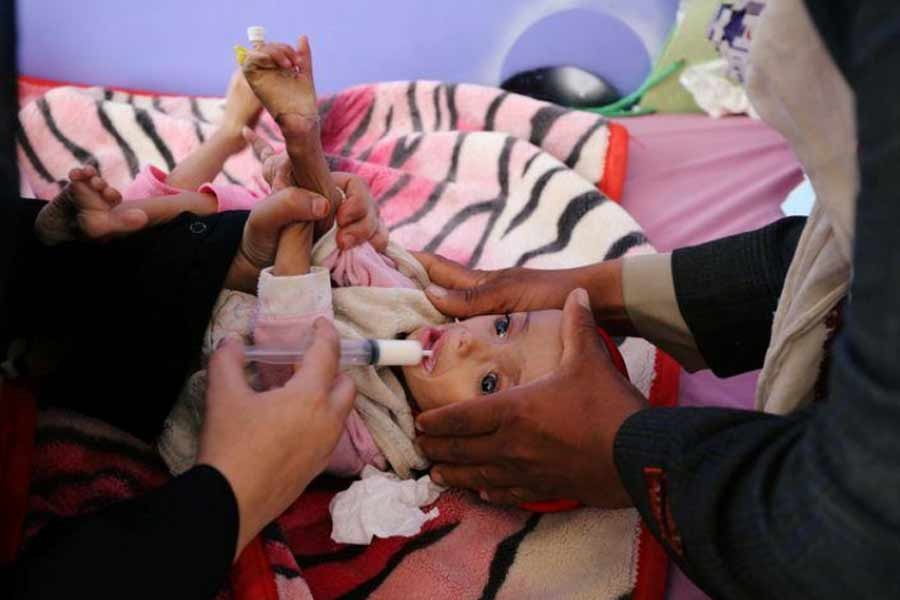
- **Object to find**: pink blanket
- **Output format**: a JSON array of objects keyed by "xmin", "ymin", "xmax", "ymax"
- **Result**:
[{"xmin": 16, "ymin": 76, "xmax": 677, "ymax": 600}]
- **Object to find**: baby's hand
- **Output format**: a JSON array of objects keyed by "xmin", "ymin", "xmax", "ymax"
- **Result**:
[
  {"xmin": 244, "ymin": 127, "xmax": 294, "ymax": 191},
  {"xmin": 221, "ymin": 69, "xmax": 262, "ymax": 135},
  {"xmin": 35, "ymin": 166, "xmax": 149, "ymax": 245},
  {"xmin": 332, "ymin": 172, "xmax": 389, "ymax": 252}
]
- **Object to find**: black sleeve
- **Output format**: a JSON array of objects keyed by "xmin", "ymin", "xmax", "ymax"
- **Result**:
[
  {"xmin": 614, "ymin": 2, "xmax": 900, "ymax": 598},
  {"xmin": 4, "ymin": 199, "xmax": 249, "ymax": 441},
  {"xmin": 0, "ymin": 0, "xmax": 19, "ymax": 347},
  {"xmin": 1, "ymin": 3, "xmax": 240, "ymax": 597},
  {"xmin": 12, "ymin": 465, "xmax": 239, "ymax": 600},
  {"xmin": 3, "ymin": 206, "xmax": 250, "ymax": 599},
  {"xmin": 671, "ymin": 217, "xmax": 806, "ymax": 377}
]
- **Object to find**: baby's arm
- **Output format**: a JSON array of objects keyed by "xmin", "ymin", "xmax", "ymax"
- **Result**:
[
  {"xmin": 253, "ymin": 245, "xmax": 331, "ymax": 386},
  {"xmin": 167, "ymin": 70, "xmax": 262, "ymax": 191},
  {"xmin": 273, "ymin": 223, "xmax": 314, "ymax": 276},
  {"xmin": 35, "ymin": 166, "xmax": 218, "ymax": 245},
  {"xmin": 124, "ymin": 190, "xmax": 218, "ymax": 225}
]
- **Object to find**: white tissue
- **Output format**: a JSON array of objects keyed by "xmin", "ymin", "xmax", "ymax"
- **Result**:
[
  {"xmin": 329, "ymin": 466, "xmax": 445, "ymax": 545},
  {"xmin": 680, "ymin": 58, "xmax": 758, "ymax": 119}
]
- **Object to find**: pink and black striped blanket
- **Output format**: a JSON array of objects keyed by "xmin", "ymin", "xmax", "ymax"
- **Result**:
[{"xmin": 12, "ymin": 76, "xmax": 678, "ymax": 600}]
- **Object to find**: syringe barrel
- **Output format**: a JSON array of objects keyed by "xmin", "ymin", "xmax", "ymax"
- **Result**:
[{"xmin": 244, "ymin": 338, "xmax": 424, "ymax": 367}]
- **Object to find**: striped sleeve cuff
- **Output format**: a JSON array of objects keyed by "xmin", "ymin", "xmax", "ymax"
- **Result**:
[{"xmin": 622, "ymin": 254, "xmax": 706, "ymax": 371}]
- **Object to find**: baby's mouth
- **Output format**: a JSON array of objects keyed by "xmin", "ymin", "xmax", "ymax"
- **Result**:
[{"xmin": 420, "ymin": 327, "xmax": 444, "ymax": 374}]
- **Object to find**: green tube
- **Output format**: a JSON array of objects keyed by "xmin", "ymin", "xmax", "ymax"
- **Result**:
[{"xmin": 583, "ymin": 59, "xmax": 687, "ymax": 117}]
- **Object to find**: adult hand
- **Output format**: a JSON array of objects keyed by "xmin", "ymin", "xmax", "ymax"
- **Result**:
[
  {"xmin": 224, "ymin": 186, "xmax": 331, "ymax": 293},
  {"xmin": 414, "ymin": 252, "xmax": 635, "ymax": 336},
  {"xmin": 197, "ymin": 319, "xmax": 356, "ymax": 559},
  {"xmin": 416, "ymin": 288, "xmax": 647, "ymax": 508},
  {"xmin": 244, "ymin": 129, "xmax": 388, "ymax": 252}
]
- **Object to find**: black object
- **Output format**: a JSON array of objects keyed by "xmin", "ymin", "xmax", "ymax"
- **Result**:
[
  {"xmin": 8, "ymin": 202, "xmax": 247, "ymax": 599},
  {"xmin": 0, "ymin": 0, "xmax": 19, "ymax": 346},
  {"xmin": 501, "ymin": 65, "xmax": 621, "ymax": 108}
]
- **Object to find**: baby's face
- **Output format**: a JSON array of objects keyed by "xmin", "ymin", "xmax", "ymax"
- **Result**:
[{"xmin": 402, "ymin": 310, "xmax": 563, "ymax": 411}]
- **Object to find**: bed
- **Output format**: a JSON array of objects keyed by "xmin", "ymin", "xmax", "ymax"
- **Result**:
[{"xmin": 11, "ymin": 2, "xmax": 804, "ymax": 599}]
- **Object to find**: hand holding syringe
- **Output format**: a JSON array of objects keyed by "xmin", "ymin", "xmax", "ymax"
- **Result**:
[{"xmin": 245, "ymin": 338, "xmax": 432, "ymax": 368}]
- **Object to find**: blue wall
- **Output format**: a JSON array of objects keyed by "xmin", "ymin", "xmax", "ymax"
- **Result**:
[{"xmin": 19, "ymin": 0, "xmax": 677, "ymax": 97}]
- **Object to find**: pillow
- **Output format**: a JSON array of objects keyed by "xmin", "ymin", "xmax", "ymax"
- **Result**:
[{"xmin": 639, "ymin": 0, "xmax": 723, "ymax": 114}]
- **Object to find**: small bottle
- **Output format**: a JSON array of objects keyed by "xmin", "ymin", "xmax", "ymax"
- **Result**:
[{"xmin": 247, "ymin": 25, "xmax": 266, "ymax": 49}]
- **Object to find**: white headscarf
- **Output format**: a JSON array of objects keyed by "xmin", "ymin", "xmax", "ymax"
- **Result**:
[{"xmin": 745, "ymin": 0, "xmax": 858, "ymax": 413}]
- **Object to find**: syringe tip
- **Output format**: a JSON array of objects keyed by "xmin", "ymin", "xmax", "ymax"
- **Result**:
[{"xmin": 421, "ymin": 350, "xmax": 433, "ymax": 357}]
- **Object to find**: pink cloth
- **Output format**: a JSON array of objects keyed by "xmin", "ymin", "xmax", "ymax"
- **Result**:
[
  {"xmin": 616, "ymin": 114, "xmax": 803, "ymax": 600},
  {"xmin": 122, "ymin": 164, "xmax": 263, "ymax": 211},
  {"xmin": 321, "ymin": 244, "xmax": 418, "ymax": 289}
]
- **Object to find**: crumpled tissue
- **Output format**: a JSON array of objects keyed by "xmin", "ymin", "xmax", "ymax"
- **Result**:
[
  {"xmin": 680, "ymin": 58, "xmax": 759, "ymax": 119},
  {"xmin": 329, "ymin": 466, "xmax": 445, "ymax": 545}
]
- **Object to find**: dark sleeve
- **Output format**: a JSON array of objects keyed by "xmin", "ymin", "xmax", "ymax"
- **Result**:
[
  {"xmin": 0, "ymin": 0, "xmax": 19, "ymax": 347},
  {"xmin": 4, "ymin": 207, "xmax": 249, "ymax": 598},
  {"xmin": 12, "ymin": 465, "xmax": 239, "ymax": 600},
  {"xmin": 614, "ymin": 3, "xmax": 900, "ymax": 598},
  {"xmin": 4, "ymin": 201, "xmax": 249, "ymax": 441},
  {"xmin": 671, "ymin": 217, "xmax": 806, "ymax": 377}
]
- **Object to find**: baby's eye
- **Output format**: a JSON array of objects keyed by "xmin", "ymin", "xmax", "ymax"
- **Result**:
[
  {"xmin": 494, "ymin": 314, "xmax": 512, "ymax": 338},
  {"xmin": 480, "ymin": 372, "xmax": 500, "ymax": 395}
]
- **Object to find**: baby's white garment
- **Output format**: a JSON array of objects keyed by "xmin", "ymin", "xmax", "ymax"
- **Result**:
[
  {"xmin": 159, "ymin": 226, "xmax": 448, "ymax": 479},
  {"xmin": 329, "ymin": 466, "xmax": 445, "ymax": 545}
]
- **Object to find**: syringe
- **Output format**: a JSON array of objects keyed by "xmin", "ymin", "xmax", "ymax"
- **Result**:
[{"xmin": 245, "ymin": 338, "xmax": 433, "ymax": 368}]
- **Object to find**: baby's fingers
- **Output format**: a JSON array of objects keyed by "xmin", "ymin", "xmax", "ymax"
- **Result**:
[
  {"xmin": 102, "ymin": 185, "xmax": 122, "ymax": 207},
  {"xmin": 264, "ymin": 42, "xmax": 299, "ymax": 69},
  {"xmin": 243, "ymin": 126, "xmax": 277, "ymax": 163}
]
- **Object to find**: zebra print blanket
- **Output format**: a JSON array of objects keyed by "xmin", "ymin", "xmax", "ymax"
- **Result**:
[{"xmin": 16, "ymin": 77, "xmax": 676, "ymax": 599}]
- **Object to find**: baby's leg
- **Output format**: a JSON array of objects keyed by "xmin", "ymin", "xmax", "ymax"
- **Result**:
[
  {"xmin": 242, "ymin": 36, "xmax": 340, "ymax": 277},
  {"xmin": 125, "ymin": 191, "xmax": 218, "ymax": 224},
  {"xmin": 167, "ymin": 69, "xmax": 262, "ymax": 190}
]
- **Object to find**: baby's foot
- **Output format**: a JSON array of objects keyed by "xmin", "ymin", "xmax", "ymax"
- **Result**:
[
  {"xmin": 35, "ymin": 166, "xmax": 149, "ymax": 245},
  {"xmin": 240, "ymin": 36, "xmax": 320, "ymax": 140},
  {"xmin": 240, "ymin": 36, "xmax": 339, "ymax": 231},
  {"xmin": 221, "ymin": 69, "xmax": 263, "ymax": 134}
]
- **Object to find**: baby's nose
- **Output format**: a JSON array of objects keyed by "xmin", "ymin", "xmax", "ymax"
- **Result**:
[{"xmin": 454, "ymin": 329, "xmax": 474, "ymax": 357}]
